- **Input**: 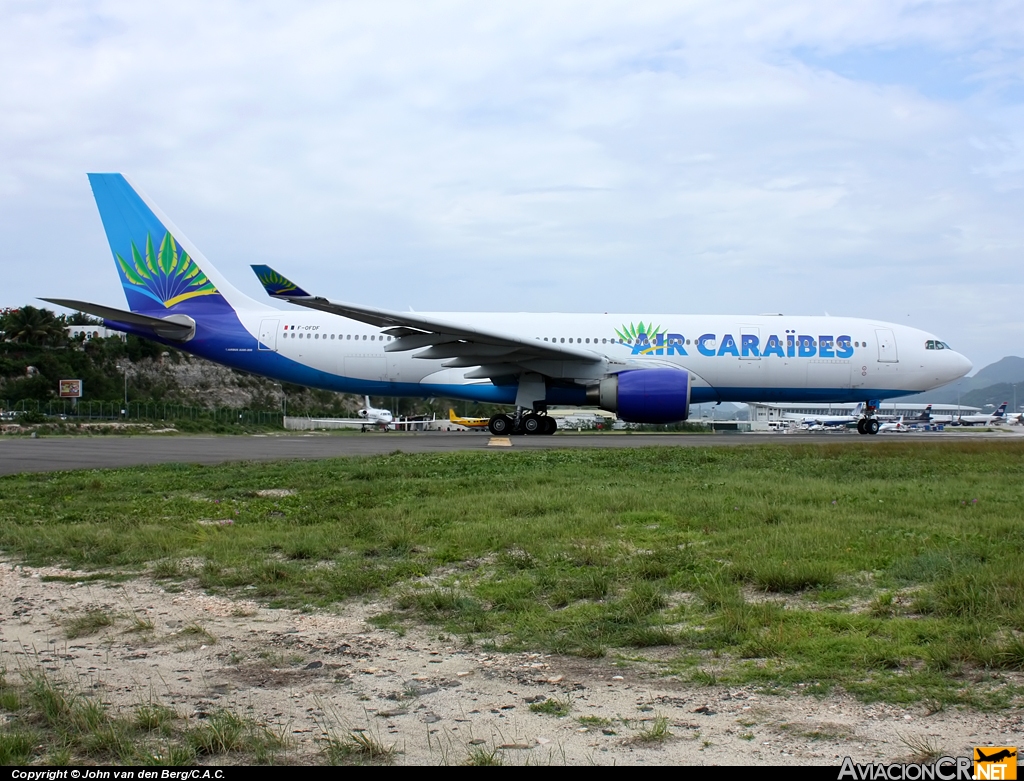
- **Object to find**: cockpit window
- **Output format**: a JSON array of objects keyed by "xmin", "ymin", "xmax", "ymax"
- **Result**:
[{"xmin": 926, "ymin": 340, "xmax": 952, "ymax": 350}]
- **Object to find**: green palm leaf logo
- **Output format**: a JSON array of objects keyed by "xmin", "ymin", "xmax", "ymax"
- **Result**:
[
  {"xmin": 615, "ymin": 320, "xmax": 665, "ymax": 354},
  {"xmin": 255, "ymin": 268, "xmax": 300, "ymax": 296},
  {"xmin": 116, "ymin": 232, "xmax": 218, "ymax": 308},
  {"xmin": 615, "ymin": 321, "xmax": 663, "ymax": 341}
]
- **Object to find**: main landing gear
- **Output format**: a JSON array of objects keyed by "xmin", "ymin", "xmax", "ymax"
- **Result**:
[
  {"xmin": 488, "ymin": 409, "xmax": 557, "ymax": 435},
  {"xmin": 855, "ymin": 402, "xmax": 882, "ymax": 436},
  {"xmin": 856, "ymin": 418, "xmax": 879, "ymax": 435}
]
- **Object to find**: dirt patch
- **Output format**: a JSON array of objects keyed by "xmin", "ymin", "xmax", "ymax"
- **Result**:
[{"xmin": 1, "ymin": 561, "xmax": 1020, "ymax": 765}]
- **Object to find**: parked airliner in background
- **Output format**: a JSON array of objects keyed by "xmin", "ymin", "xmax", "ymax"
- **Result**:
[
  {"xmin": 903, "ymin": 404, "xmax": 935, "ymax": 426},
  {"xmin": 43, "ymin": 174, "xmax": 973, "ymax": 435},
  {"xmin": 357, "ymin": 396, "xmax": 393, "ymax": 431},
  {"xmin": 880, "ymin": 405, "xmax": 935, "ymax": 427},
  {"xmin": 955, "ymin": 402, "xmax": 1008, "ymax": 426}
]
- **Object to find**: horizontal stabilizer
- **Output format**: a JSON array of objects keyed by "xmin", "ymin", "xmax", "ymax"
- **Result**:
[{"xmin": 41, "ymin": 298, "xmax": 195, "ymax": 341}]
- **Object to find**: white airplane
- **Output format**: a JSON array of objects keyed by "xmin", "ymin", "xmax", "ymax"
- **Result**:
[
  {"xmin": 357, "ymin": 396, "xmax": 394, "ymax": 431},
  {"xmin": 954, "ymin": 402, "xmax": 1008, "ymax": 426},
  {"xmin": 43, "ymin": 174, "xmax": 973, "ymax": 436},
  {"xmin": 801, "ymin": 402, "xmax": 864, "ymax": 429},
  {"xmin": 878, "ymin": 416, "xmax": 909, "ymax": 433}
]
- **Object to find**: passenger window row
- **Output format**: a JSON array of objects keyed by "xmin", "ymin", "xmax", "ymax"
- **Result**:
[{"xmin": 284, "ymin": 333, "xmax": 394, "ymax": 341}]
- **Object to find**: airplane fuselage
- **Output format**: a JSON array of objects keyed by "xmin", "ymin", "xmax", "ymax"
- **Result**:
[{"xmin": 112, "ymin": 308, "xmax": 971, "ymax": 407}]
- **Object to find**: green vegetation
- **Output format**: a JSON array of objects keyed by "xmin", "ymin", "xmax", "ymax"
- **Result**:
[
  {"xmin": 63, "ymin": 608, "xmax": 117, "ymax": 639},
  {"xmin": 320, "ymin": 728, "xmax": 398, "ymax": 765},
  {"xmin": 0, "ymin": 307, "xmax": 166, "ymax": 406},
  {"xmin": 0, "ymin": 304, "xmax": 510, "ymax": 429},
  {"xmin": 633, "ymin": 715, "xmax": 671, "ymax": 744},
  {"xmin": 529, "ymin": 695, "xmax": 572, "ymax": 717},
  {"xmin": 1, "ymin": 441, "xmax": 1023, "ymax": 707},
  {"xmin": 465, "ymin": 744, "xmax": 504, "ymax": 765},
  {"xmin": 898, "ymin": 732, "xmax": 946, "ymax": 764},
  {"xmin": 0, "ymin": 668, "xmax": 285, "ymax": 765}
]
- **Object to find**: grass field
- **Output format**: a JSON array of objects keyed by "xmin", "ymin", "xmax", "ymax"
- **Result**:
[{"xmin": 1, "ymin": 440, "xmax": 1022, "ymax": 708}]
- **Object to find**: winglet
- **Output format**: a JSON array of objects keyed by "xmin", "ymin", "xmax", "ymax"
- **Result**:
[{"xmin": 251, "ymin": 265, "xmax": 312, "ymax": 298}]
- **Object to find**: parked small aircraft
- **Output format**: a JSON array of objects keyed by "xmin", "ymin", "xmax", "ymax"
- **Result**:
[
  {"xmin": 878, "ymin": 416, "xmax": 909, "ymax": 433},
  {"xmin": 357, "ymin": 396, "xmax": 394, "ymax": 431},
  {"xmin": 448, "ymin": 409, "xmax": 490, "ymax": 429}
]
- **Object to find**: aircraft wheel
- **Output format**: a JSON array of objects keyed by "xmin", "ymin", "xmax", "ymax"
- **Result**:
[
  {"xmin": 866, "ymin": 419, "xmax": 880, "ymax": 435},
  {"xmin": 856, "ymin": 419, "xmax": 867, "ymax": 435},
  {"xmin": 523, "ymin": 414, "xmax": 542, "ymax": 435},
  {"xmin": 543, "ymin": 416, "xmax": 557, "ymax": 435},
  {"xmin": 488, "ymin": 414, "xmax": 512, "ymax": 435}
]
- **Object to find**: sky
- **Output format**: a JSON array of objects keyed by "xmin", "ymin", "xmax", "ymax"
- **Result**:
[{"xmin": 2, "ymin": 1, "xmax": 1024, "ymax": 371}]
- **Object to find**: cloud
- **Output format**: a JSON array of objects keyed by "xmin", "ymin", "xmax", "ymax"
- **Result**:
[{"xmin": 2, "ymin": 0, "xmax": 1023, "ymax": 368}]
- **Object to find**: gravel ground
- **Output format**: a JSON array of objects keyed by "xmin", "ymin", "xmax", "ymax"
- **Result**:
[{"xmin": 1, "ymin": 561, "xmax": 1020, "ymax": 766}]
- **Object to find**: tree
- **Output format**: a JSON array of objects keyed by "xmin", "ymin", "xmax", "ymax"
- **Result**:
[
  {"xmin": 66, "ymin": 311, "xmax": 102, "ymax": 326},
  {"xmin": 3, "ymin": 306, "xmax": 65, "ymax": 346}
]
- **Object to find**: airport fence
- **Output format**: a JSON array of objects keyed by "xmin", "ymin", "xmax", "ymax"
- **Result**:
[{"xmin": 0, "ymin": 398, "xmax": 284, "ymax": 427}]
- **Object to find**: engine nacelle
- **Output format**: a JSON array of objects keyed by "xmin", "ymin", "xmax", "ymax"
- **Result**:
[{"xmin": 585, "ymin": 369, "xmax": 690, "ymax": 424}]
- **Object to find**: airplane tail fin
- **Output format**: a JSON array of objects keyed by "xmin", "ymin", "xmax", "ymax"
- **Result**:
[
  {"xmin": 88, "ymin": 174, "xmax": 261, "ymax": 316},
  {"xmin": 994, "ymin": 402, "xmax": 1008, "ymax": 417},
  {"xmin": 449, "ymin": 409, "xmax": 458, "ymax": 422},
  {"xmin": 364, "ymin": 396, "xmax": 372, "ymax": 409}
]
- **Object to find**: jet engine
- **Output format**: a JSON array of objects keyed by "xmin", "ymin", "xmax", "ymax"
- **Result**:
[{"xmin": 585, "ymin": 368, "xmax": 690, "ymax": 424}]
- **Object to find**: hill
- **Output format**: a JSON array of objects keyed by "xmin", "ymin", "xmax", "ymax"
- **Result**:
[
  {"xmin": 0, "ymin": 305, "xmax": 502, "ymax": 421},
  {"xmin": 897, "ymin": 355, "xmax": 1024, "ymax": 407}
]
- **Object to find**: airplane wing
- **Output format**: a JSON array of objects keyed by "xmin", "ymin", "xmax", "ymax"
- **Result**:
[{"xmin": 251, "ymin": 265, "xmax": 612, "ymax": 381}]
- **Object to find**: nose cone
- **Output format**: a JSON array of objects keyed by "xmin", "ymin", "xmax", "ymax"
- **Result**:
[
  {"xmin": 955, "ymin": 352, "xmax": 972, "ymax": 377},
  {"xmin": 949, "ymin": 351, "xmax": 972, "ymax": 382}
]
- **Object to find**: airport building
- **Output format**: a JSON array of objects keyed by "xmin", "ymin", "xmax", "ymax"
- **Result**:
[
  {"xmin": 748, "ymin": 402, "xmax": 980, "ymax": 424},
  {"xmin": 65, "ymin": 325, "xmax": 126, "ymax": 341}
]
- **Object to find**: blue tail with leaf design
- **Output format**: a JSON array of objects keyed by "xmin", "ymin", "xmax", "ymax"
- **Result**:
[{"xmin": 88, "ymin": 174, "xmax": 258, "ymax": 316}]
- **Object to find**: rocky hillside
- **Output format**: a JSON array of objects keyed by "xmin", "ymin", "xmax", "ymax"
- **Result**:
[{"xmin": 0, "ymin": 335, "xmax": 360, "ymax": 416}]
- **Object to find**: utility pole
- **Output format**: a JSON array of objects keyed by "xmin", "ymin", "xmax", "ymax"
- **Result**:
[{"xmin": 116, "ymin": 363, "xmax": 128, "ymax": 415}]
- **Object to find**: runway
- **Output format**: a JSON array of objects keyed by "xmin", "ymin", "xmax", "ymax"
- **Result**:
[{"xmin": 0, "ymin": 430, "xmax": 1009, "ymax": 477}]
